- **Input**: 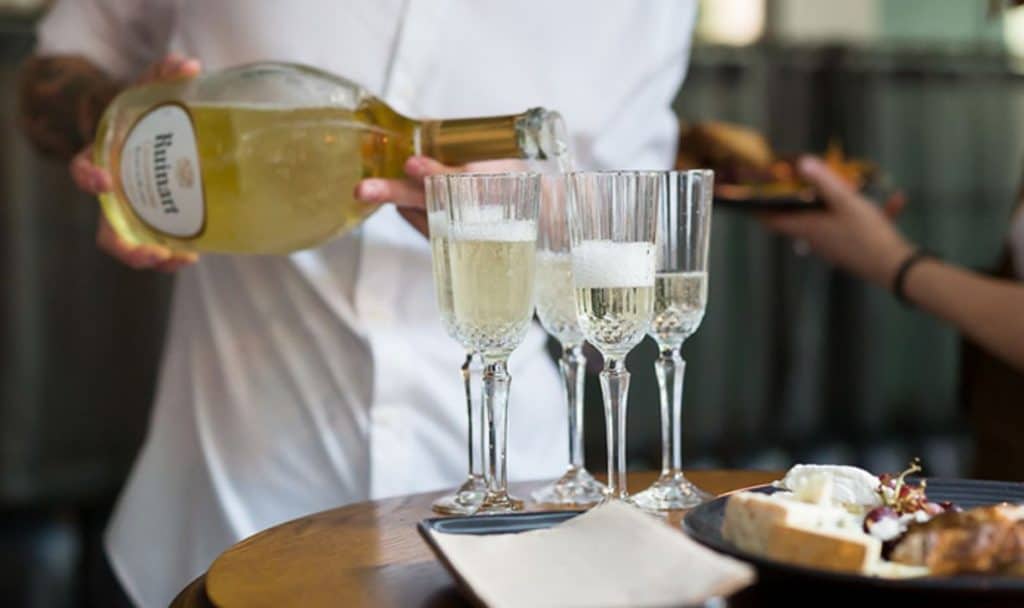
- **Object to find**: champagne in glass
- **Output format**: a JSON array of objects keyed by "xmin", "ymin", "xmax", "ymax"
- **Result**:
[
  {"xmin": 531, "ymin": 172, "xmax": 605, "ymax": 506},
  {"xmin": 651, "ymin": 271, "xmax": 708, "ymax": 346},
  {"xmin": 567, "ymin": 172, "xmax": 660, "ymax": 502},
  {"xmin": 429, "ymin": 210, "xmax": 456, "ymax": 334},
  {"xmin": 449, "ymin": 223, "xmax": 537, "ymax": 354},
  {"xmin": 447, "ymin": 173, "xmax": 541, "ymax": 514},
  {"xmin": 535, "ymin": 252, "xmax": 584, "ymax": 346},
  {"xmin": 425, "ymin": 180, "xmax": 485, "ymax": 515},
  {"xmin": 573, "ymin": 241, "xmax": 656, "ymax": 358},
  {"xmin": 632, "ymin": 170, "xmax": 715, "ymax": 512}
]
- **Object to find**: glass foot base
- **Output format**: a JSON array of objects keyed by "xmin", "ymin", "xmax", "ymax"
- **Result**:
[
  {"xmin": 630, "ymin": 470, "xmax": 712, "ymax": 512},
  {"xmin": 432, "ymin": 476, "xmax": 487, "ymax": 515},
  {"xmin": 476, "ymin": 492, "xmax": 525, "ymax": 514},
  {"xmin": 531, "ymin": 467, "xmax": 606, "ymax": 507}
]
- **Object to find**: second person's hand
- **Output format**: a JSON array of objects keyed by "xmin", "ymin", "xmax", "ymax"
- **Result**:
[{"xmin": 759, "ymin": 156, "xmax": 915, "ymax": 288}]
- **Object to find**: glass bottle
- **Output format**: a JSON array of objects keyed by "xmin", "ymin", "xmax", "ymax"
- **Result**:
[{"xmin": 94, "ymin": 62, "xmax": 567, "ymax": 254}]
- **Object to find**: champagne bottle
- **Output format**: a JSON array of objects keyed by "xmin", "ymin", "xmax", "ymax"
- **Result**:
[{"xmin": 94, "ymin": 62, "xmax": 569, "ymax": 254}]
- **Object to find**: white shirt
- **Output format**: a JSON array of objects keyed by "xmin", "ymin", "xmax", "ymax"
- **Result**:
[{"xmin": 38, "ymin": 1, "xmax": 696, "ymax": 606}]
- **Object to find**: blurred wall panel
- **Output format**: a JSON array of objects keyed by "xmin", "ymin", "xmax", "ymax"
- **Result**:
[
  {"xmin": 773, "ymin": 0, "xmax": 879, "ymax": 43},
  {"xmin": 0, "ymin": 25, "xmax": 171, "ymax": 508},
  {"xmin": 663, "ymin": 43, "xmax": 1022, "ymax": 475}
]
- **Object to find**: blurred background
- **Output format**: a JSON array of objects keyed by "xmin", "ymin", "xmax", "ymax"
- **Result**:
[{"xmin": 3, "ymin": 0, "xmax": 1024, "ymax": 606}]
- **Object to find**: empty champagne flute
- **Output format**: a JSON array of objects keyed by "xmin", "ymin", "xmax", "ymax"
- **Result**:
[
  {"xmin": 425, "ymin": 176, "xmax": 487, "ymax": 515},
  {"xmin": 632, "ymin": 170, "xmax": 714, "ymax": 512},
  {"xmin": 447, "ymin": 172, "xmax": 541, "ymax": 513},
  {"xmin": 566, "ymin": 171, "xmax": 660, "ymax": 501},
  {"xmin": 531, "ymin": 175, "xmax": 606, "ymax": 506}
]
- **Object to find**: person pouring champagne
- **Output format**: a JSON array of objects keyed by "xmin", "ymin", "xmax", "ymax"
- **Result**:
[{"xmin": 17, "ymin": 1, "xmax": 698, "ymax": 605}]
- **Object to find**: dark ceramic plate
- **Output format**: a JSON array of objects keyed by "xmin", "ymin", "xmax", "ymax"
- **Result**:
[
  {"xmin": 713, "ymin": 182, "xmax": 826, "ymax": 211},
  {"xmin": 714, "ymin": 193, "xmax": 825, "ymax": 211},
  {"xmin": 713, "ymin": 173, "xmax": 894, "ymax": 212},
  {"xmin": 683, "ymin": 478, "xmax": 1024, "ymax": 596}
]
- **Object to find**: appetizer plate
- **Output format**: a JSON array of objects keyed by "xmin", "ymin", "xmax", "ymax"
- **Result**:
[
  {"xmin": 712, "ymin": 175, "xmax": 888, "ymax": 211},
  {"xmin": 683, "ymin": 478, "xmax": 1024, "ymax": 595},
  {"xmin": 713, "ymin": 185, "xmax": 825, "ymax": 211}
]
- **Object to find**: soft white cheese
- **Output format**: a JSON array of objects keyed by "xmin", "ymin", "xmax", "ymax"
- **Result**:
[
  {"xmin": 788, "ymin": 472, "xmax": 834, "ymax": 505},
  {"xmin": 775, "ymin": 464, "xmax": 883, "ymax": 509}
]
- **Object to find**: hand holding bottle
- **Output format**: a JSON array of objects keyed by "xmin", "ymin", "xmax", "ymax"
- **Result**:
[
  {"xmin": 356, "ymin": 157, "xmax": 533, "ymax": 238},
  {"xmin": 73, "ymin": 54, "xmax": 201, "ymax": 272},
  {"xmin": 355, "ymin": 156, "xmax": 454, "ymax": 237}
]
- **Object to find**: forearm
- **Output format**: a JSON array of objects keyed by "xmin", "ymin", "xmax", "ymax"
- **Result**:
[
  {"xmin": 17, "ymin": 55, "xmax": 122, "ymax": 160},
  {"xmin": 904, "ymin": 259, "xmax": 1024, "ymax": 372}
]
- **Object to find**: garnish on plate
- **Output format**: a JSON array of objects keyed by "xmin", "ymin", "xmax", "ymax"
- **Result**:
[
  {"xmin": 676, "ymin": 121, "xmax": 877, "ymax": 204},
  {"xmin": 864, "ymin": 460, "xmax": 962, "ymax": 550}
]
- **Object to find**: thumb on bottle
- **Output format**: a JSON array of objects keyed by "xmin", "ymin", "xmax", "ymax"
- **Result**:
[
  {"xmin": 173, "ymin": 59, "xmax": 202, "ymax": 79},
  {"xmin": 70, "ymin": 148, "xmax": 113, "ymax": 194},
  {"xmin": 404, "ymin": 156, "xmax": 456, "ymax": 179}
]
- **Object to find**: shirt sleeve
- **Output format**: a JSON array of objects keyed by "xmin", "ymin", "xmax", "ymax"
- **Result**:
[{"xmin": 35, "ymin": 0, "xmax": 174, "ymax": 81}]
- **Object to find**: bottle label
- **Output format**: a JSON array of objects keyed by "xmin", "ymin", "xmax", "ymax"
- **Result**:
[{"xmin": 119, "ymin": 104, "xmax": 205, "ymax": 237}]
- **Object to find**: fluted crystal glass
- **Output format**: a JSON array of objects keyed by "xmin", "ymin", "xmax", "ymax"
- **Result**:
[
  {"xmin": 446, "ymin": 172, "xmax": 541, "ymax": 513},
  {"xmin": 425, "ymin": 175, "xmax": 487, "ymax": 515},
  {"xmin": 531, "ymin": 174, "xmax": 606, "ymax": 506},
  {"xmin": 632, "ymin": 170, "xmax": 715, "ymax": 512},
  {"xmin": 566, "ymin": 171, "xmax": 660, "ymax": 501}
]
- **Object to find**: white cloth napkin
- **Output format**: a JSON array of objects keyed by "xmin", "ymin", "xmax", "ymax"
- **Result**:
[{"xmin": 427, "ymin": 501, "xmax": 755, "ymax": 608}]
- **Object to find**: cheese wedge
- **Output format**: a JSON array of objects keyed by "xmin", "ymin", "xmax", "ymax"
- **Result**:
[{"xmin": 722, "ymin": 491, "xmax": 882, "ymax": 574}]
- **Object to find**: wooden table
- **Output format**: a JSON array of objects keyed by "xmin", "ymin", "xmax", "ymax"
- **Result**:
[{"xmin": 172, "ymin": 470, "xmax": 776, "ymax": 608}]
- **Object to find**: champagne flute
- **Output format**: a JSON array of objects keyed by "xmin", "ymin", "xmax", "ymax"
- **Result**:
[
  {"xmin": 632, "ymin": 170, "xmax": 715, "ymax": 512},
  {"xmin": 447, "ymin": 172, "xmax": 541, "ymax": 513},
  {"xmin": 531, "ymin": 175, "xmax": 606, "ymax": 506},
  {"xmin": 566, "ymin": 171, "xmax": 660, "ymax": 501},
  {"xmin": 425, "ymin": 176, "xmax": 487, "ymax": 515}
]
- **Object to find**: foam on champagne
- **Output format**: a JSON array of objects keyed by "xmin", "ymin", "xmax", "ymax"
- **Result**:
[
  {"xmin": 451, "ymin": 217, "xmax": 536, "ymax": 242},
  {"xmin": 572, "ymin": 240, "xmax": 655, "ymax": 288},
  {"xmin": 427, "ymin": 210, "xmax": 448, "ymax": 238}
]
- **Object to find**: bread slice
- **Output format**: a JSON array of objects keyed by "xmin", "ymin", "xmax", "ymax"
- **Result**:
[{"xmin": 722, "ymin": 491, "xmax": 881, "ymax": 574}]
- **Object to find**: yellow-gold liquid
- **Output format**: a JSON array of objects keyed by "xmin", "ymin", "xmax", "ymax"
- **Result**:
[
  {"xmin": 450, "ymin": 238, "xmax": 536, "ymax": 357},
  {"xmin": 96, "ymin": 91, "xmax": 416, "ymax": 254},
  {"xmin": 575, "ymin": 285, "xmax": 653, "ymax": 359}
]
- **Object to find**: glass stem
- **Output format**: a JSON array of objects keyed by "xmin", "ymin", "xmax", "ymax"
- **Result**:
[
  {"xmin": 482, "ymin": 358, "xmax": 512, "ymax": 498},
  {"xmin": 599, "ymin": 358, "xmax": 630, "ymax": 499},
  {"xmin": 655, "ymin": 348, "xmax": 685, "ymax": 474},
  {"xmin": 560, "ymin": 344, "xmax": 586, "ymax": 471},
  {"xmin": 462, "ymin": 352, "xmax": 484, "ymax": 479}
]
